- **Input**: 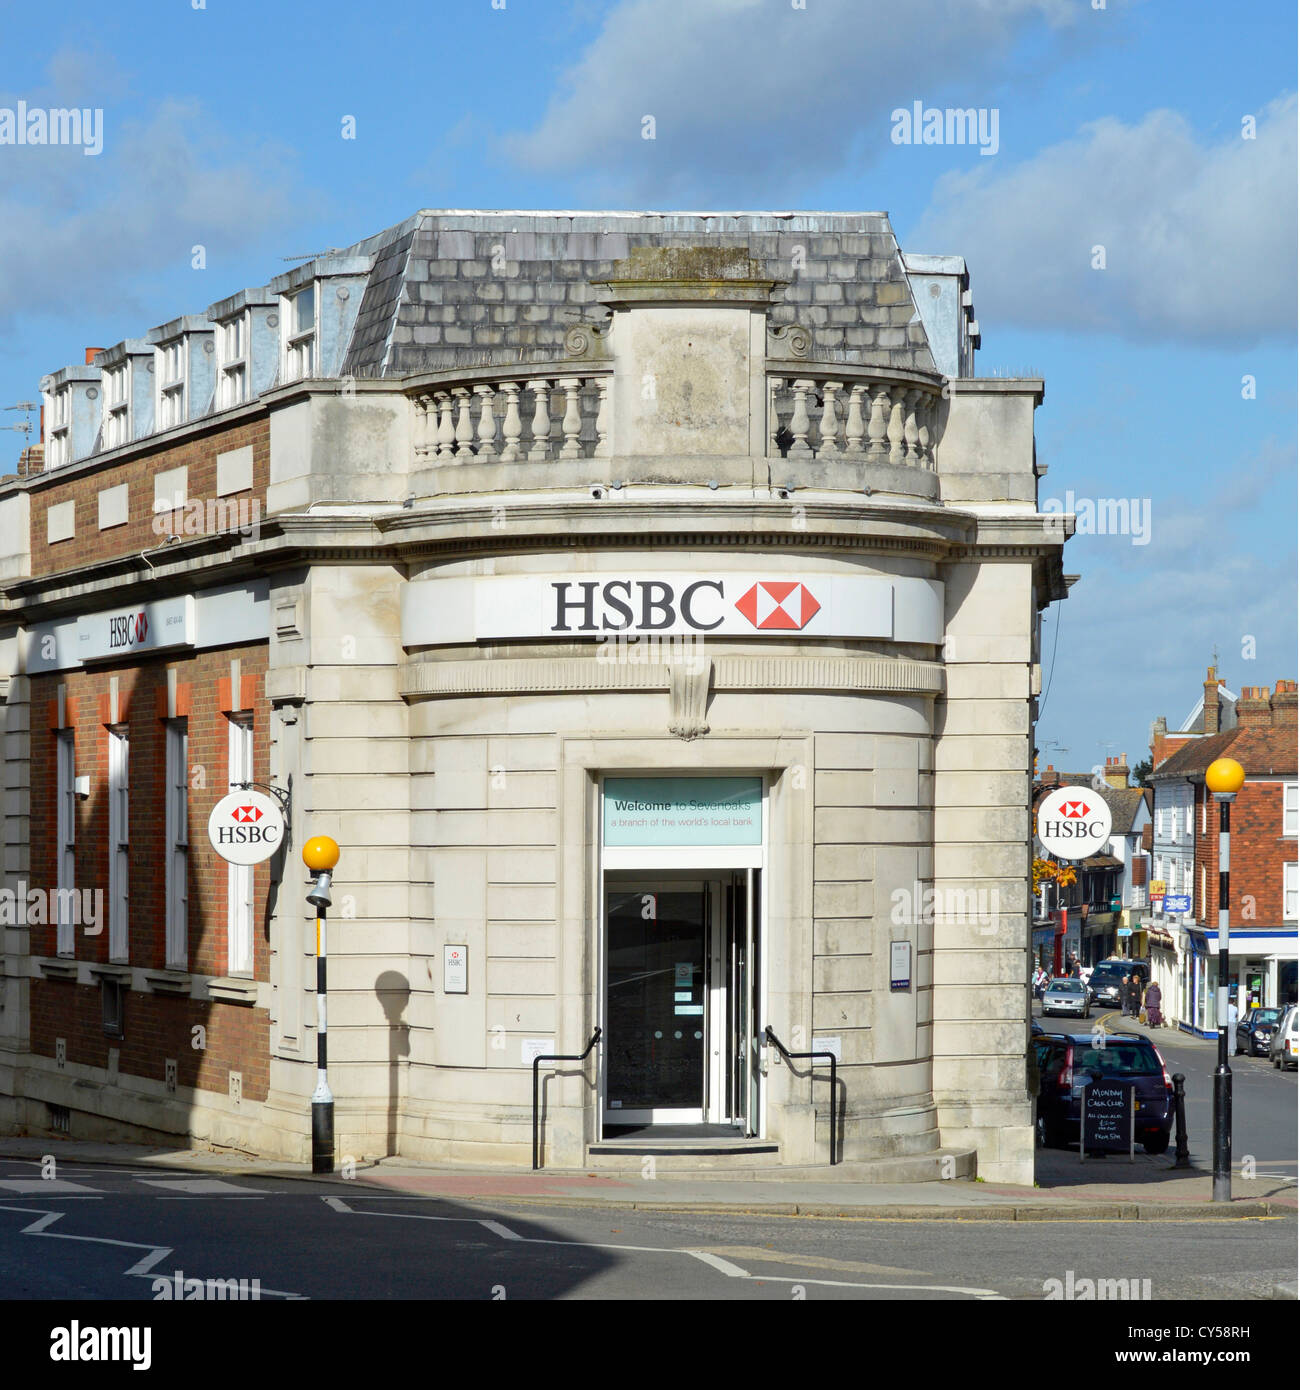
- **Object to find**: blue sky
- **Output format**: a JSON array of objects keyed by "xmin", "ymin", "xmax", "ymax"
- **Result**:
[{"xmin": 1, "ymin": 0, "xmax": 1294, "ymax": 775}]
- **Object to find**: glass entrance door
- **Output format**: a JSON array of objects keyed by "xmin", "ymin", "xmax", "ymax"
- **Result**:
[
  {"xmin": 605, "ymin": 882, "xmax": 709, "ymax": 1124},
  {"xmin": 602, "ymin": 873, "xmax": 760, "ymax": 1132}
]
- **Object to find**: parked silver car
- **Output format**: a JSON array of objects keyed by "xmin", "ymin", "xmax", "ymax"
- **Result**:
[
  {"xmin": 1042, "ymin": 977, "xmax": 1091, "ymax": 1019},
  {"xmin": 1269, "ymin": 1004, "xmax": 1298, "ymax": 1070}
]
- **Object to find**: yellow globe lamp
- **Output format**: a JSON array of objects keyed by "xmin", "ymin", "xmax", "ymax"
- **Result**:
[
  {"xmin": 1205, "ymin": 758, "xmax": 1245, "ymax": 800},
  {"xmin": 303, "ymin": 835, "xmax": 340, "ymax": 872}
]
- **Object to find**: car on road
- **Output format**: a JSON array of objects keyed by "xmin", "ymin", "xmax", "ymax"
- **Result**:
[
  {"xmin": 1269, "ymin": 1004, "xmax": 1298, "ymax": 1070},
  {"xmin": 1034, "ymin": 1031, "xmax": 1174, "ymax": 1153},
  {"xmin": 1042, "ymin": 977, "xmax": 1091, "ymax": 1019},
  {"xmin": 1088, "ymin": 959, "xmax": 1150, "ymax": 1013},
  {"xmin": 1235, "ymin": 1006, "xmax": 1285, "ymax": 1057}
]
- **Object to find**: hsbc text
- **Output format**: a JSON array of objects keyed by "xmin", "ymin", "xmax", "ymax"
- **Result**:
[{"xmin": 552, "ymin": 581, "xmax": 724, "ymax": 633}]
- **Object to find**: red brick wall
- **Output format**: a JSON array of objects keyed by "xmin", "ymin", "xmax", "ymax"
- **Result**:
[
  {"xmin": 1194, "ymin": 780, "xmax": 1298, "ymax": 926},
  {"xmin": 29, "ymin": 982, "xmax": 270, "ymax": 1102},
  {"xmin": 28, "ymin": 642, "xmax": 271, "ymax": 1097},
  {"xmin": 28, "ymin": 413, "xmax": 268, "ymax": 578}
]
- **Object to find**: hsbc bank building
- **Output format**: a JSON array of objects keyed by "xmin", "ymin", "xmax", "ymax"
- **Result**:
[{"xmin": 0, "ymin": 213, "xmax": 1070, "ymax": 1184}]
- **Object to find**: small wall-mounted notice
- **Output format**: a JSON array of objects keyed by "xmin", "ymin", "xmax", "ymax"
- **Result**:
[
  {"xmin": 443, "ymin": 945, "xmax": 468, "ymax": 994},
  {"xmin": 890, "ymin": 941, "xmax": 912, "ymax": 991},
  {"xmin": 521, "ymin": 1039, "xmax": 553, "ymax": 1065},
  {"xmin": 812, "ymin": 1035, "xmax": 842, "ymax": 1062}
]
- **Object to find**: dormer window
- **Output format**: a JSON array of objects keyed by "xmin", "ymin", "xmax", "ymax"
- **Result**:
[
  {"xmin": 103, "ymin": 365, "xmax": 130, "ymax": 449},
  {"xmin": 284, "ymin": 285, "xmax": 316, "ymax": 382},
  {"xmin": 157, "ymin": 339, "xmax": 186, "ymax": 430},
  {"xmin": 218, "ymin": 315, "xmax": 248, "ymax": 408}
]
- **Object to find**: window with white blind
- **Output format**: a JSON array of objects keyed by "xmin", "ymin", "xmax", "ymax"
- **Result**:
[
  {"xmin": 102, "ymin": 366, "xmax": 130, "ymax": 449},
  {"xmin": 1284, "ymin": 783, "xmax": 1298, "ymax": 837},
  {"xmin": 107, "ymin": 726, "xmax": 129, "ymax": 962},
  {"xmin": 227, "ymin": 716, "xmax": 254, "ymax": 976},
  {"xmin": 283, "ymin": 285, "xmax": 316, "ymax": 382},
  {"xmin": 56, "ymin": 730, "xmax": 76, "ymax": 956},
  {"xmin": 156, "ymin": 339, "xmax": 185, "ymax": 430},
  {"xmin": 1285, "ymin": 861, "xmax": 1298, "ymax": 920},
  {"xmin": 218, "ymin": 315, "xmax": 249, "ymax": 409},
  {"xmin": 164, "ymin": 720, "xmax": 189, "ymax": 969},
  {"xmin": 1185, "ymin": 801, "xmax": 1193, "ymax": 835}
]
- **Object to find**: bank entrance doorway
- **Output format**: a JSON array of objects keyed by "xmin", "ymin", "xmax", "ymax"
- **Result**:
[{"xmin": 602, "ymin": 871, "xmax": 761, "ymax": 1134}]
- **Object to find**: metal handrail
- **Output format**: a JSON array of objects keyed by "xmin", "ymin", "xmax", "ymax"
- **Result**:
[
  {"xmin": 532, "ymin": 1027, "xmax": 602, "ymax": 1170},
  {"xmin": 764, "ymin": 1025, "xmax": 839, "ymax": 1166}
]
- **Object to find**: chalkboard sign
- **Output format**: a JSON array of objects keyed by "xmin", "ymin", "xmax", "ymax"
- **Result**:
[{"xmin": 1080, "ymin": 1077, "xmax": 1136, "ymax": 1157}]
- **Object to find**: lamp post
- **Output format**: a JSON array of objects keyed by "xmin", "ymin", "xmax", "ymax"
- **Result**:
[
  {"xmin": 303, "ymin": 835, "xmax": 341, "ymax": 1175},
  {"xmin": 1205, "ymin": 756, "xmax": 1244, "ymax": 1203}
]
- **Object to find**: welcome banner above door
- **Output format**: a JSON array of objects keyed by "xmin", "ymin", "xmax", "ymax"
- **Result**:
[{"xmin": 604, "ymin": 776, "xmax": 762, "ymax": 847}]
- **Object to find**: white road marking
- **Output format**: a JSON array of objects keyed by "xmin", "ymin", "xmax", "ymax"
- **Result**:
[
  {"xmin": 321, "ymin": 1199, "xmax": 1003, "ymax": 1296},
  {"xmin": 135, "ymin": 1178, "xmax": 268, "ymax": 1194},
  {"xmin": 0, "ymin": 1204, "xmax": 306, "ymax": 1299},
  {"xmin": 479, "ymin": 1220, "xmax": 522, "ymax": 1240},
  {"xmin": 687, "ymin": 1250, "xmax": 751, "ymax": 1278},
  {"xmin": 0, "ymin": 1180, "xmax": 103, "ymax": 1194}
]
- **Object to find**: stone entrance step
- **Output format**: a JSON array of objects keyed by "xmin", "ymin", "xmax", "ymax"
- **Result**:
[{"xmin": 581, "ymin": 1144, "xmax": 977, "ymax": 1180}]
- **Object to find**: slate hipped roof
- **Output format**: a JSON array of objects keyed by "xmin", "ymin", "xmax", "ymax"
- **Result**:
[
  {"xmin": 1150, "ymin": 726, "xmax": 1298, "ymax": 779},
  {"xmin": 336, "ymin": 210, "xmax": 938, "ymax": 379}
]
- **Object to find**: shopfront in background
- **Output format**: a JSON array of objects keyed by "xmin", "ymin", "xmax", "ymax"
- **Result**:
[{"xmin": 1179, "ymin": 929, "xmax": 1298, "ymax": 1036}]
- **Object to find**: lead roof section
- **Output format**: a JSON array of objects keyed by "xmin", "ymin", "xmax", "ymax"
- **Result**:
[{"xmin": 339, "ymin": 211, "xmax": 936, "ymax": 379}]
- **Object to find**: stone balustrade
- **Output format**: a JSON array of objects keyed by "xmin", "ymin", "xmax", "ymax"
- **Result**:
[
  {"xmin": 412, "ymin": 366, "xmax": 611, "ymax": 464},
  {"xmin": 768, "ymin": 372, "xmax": 941, "ymax": 469}
]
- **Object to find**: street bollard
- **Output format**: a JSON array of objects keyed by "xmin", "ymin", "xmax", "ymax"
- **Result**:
[{"xmin": 1171, "ymin": 1072, "xmax": 1191, "ymax": 1169}]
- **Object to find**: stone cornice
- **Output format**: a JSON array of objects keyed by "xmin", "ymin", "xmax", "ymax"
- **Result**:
[{"xmin": 400, "ymin": 653, "xmax": 944, "ymax": 700}]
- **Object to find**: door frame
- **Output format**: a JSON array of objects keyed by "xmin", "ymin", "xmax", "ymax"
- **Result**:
[{"xmin": 599, "ymin": 868, "xmax": 763, "ymax": 1132}]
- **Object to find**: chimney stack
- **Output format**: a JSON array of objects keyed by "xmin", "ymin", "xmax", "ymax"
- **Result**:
[
  {"xmin": 1203, "ymin": 666, "xmax": 1221, "ymax": 735},
  {"xmin": 1103, "ymin": 754, "xmax": 1129, "ymax": 789},
  {"xmin": 84, "ymin": 347, "xmax": 104, "ymax": 366},
  {"xmin": 1273, "ymin": 679, "xmax": 1298, "ymax": 727},
  {"xmin": 1236, "ymin": 686, "xmax": 1272, "ymax": 728}
]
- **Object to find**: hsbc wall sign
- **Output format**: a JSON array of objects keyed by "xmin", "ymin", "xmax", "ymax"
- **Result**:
[
  {"xmin": 1036, "ymin": 786, "xmax": 1113, "ymax": 861},
  {"xmin": 77, "ymin": 595, "xmax": 194, "ymax": 664},
  {"xmin": 207, "ymin": 789, "xmax": 285, "ymax": 865},
  {"xmin": 401, "ymin": 573, "xmax": 943, "ymax": 645}
]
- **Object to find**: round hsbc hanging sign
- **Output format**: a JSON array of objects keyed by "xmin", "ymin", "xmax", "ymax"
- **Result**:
[
  {"xmin": 1036, "ymin": 786, "xmax": 1112, "ymax": 861},
  {"xmin": 208, "ymin": 790, "xmax": 285, "ymax": 865}
]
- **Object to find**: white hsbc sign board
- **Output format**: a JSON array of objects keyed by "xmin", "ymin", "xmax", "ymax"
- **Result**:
[
  {"xmin": 402, "ymin": 574, "xmax": 943, "ymax": 644},
  {"xmin": 207, "ymin": 790, "xmax": 285, "ymax": 865},
  {"xmin": 1036, "ymin": 786, "xmax": 1113, "ymax": 861},
  {"xmin": 76, "ymin": 595, "xmax": 194, "ymax": 663}
]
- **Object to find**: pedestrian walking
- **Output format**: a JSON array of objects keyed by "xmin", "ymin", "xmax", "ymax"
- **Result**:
[
  {"xmin": 1126, "ymin": 972, "xmax": 1142, "ymax": 1018},
  {"xmin": 1144, "ymin": 980, "xmax": 1163, "ymax": 1028}
]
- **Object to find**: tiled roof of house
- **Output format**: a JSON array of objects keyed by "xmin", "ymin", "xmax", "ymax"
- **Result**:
[{"xmin": 1151, "ymin": 726, "xmax": 1297, "ymax": 779}]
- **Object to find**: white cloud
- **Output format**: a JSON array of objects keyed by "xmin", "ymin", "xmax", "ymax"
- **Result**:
[
  {"xmin": 500, "ymin": 0, "xmax": 1085, "ymax": 202},
  {"xmin": 909, "ymin": 94, "xmax": 1297, "ymax": 343},
  {"xmin": 0, "ymin": 60, "xmax": 308, "ymax": 335}
]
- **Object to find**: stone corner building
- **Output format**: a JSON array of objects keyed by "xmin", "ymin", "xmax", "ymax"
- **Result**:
[{"xmin": 0, "ymin": 211, "xmax": 1070, "ymax": 1184}]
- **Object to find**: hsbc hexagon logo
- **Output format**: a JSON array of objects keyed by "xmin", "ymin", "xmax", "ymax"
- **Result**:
[
  {"xmin": 1037, "ymin": 786, "xmax": 1112, "ymax": 860},
  {"xmin": 734, "ymin": 581, "xmax": 822, "ymax": 631},
  {"xmin": 232, "ymin": 805, "xmax": 263, "ymax": 824}
]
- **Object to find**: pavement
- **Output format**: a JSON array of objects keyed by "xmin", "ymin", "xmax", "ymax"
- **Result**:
[{"xmin": 1, "ymin": 1134, "xmax": 1294, "ymax": 1225}]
